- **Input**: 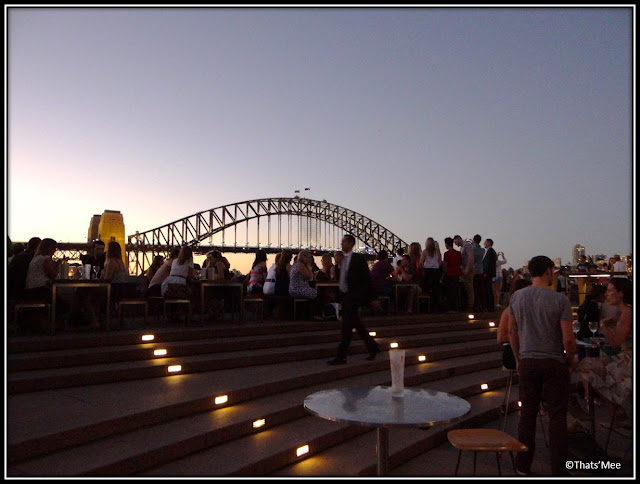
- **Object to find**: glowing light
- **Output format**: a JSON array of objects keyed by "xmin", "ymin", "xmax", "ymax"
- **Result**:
[
  {"xmin": 468, "ymin": 314, "xmax": 475, "ymax": 320},
  {"xmin": 253, "ymin": 419, "xmax": 266, "ymax": 429},
  {"xmin": 214, "ymin": 395, "xmax": 228, "ymax": 405},
  {"xmin": 369, "ymin": 331, "xmax": 377, "ymax": 337},
  {"xmin": 418, "ymin": 355, "xmax": 426, "ymax": 362},
  {"xmin": 296, "ymin": 445, "xmax": 309, "ymax": 457},
  {"xmin": 489, "ymin": 322, "xmax": 496, "ymax": 327},
  {"xmin": 390, "ymin": 342, "xmax": 399, "ymax": 348},
  {"xmin": 142, "ymin": 334, "xmax": 155, "ymax": 341},
  {"xmin": 480, "ymin": 383, "xmax": 489, "ymax": 390},
  {"xmin": 518, "ymin": 401, "xmax": 522, "ymax": 407},
  {"xmin": 154, "ymin": 349, "xmax": 167, "ymax": 356},
  {"xmin": 167, "ymin": 365, "xmax": 182, "ymax": 373}
]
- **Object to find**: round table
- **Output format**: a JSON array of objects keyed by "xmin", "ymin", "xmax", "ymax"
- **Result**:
[{"xmin": 304, "ymin": 385, "xmax": 471, "ymax": 475}]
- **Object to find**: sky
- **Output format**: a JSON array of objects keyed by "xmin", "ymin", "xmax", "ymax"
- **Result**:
[{"xmin": 5, "ymin": 6, "xmax": 635, "ymax": 274}]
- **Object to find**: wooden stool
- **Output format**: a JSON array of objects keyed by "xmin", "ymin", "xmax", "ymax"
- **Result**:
[
  {"xmin": 293, "ymin": 298, "xmax": 311, "ymax": 320},
  {"xmin": 117, "ymin": 299, "xmax": 148, "ymax": 328},
  {"xmin": 244, "ymin": 297, "xmax": 264, "ymax": 322},
  {"xmin": 447, "ymin": 428, "xmax": 528, "ymax": 476},
  {"xmin": 13, "ymin": 302, "xmax": 52, "ymax": 335},
  {"xmin": 164, "ymin": 299, "xmax": 191, "ymax": 325}
]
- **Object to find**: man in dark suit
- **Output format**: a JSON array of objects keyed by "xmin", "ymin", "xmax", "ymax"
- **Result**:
[
  {"xmin": 483, "ymin": 238, "xmax": 497, "ymax": 312},
  {"xmin": 327, "ymin": 234, "xmax": 381, "ymax": 365}
]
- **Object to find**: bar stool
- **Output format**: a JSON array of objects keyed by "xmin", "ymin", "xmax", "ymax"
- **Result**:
[
  {"xmin": 243, "ymin": 297, "xmax": 264, "ymax": 322},
  {"xmin": 117, "ymin": 299, "xmax": 148, "ymax": 328},
  {"xmin": 293, "ymin": 298, "xmax": 311, "ymax": 320},
  {"xmin": 12, "ymin": 301, "xmax": 52, "ymax": 335},
  {"xmin": 164, "ymin": 299, "xmax": 192, "ymax": 325},
  {"xmin": 447, "ymin": 428, "xmax": 528, "ymax": 476}
]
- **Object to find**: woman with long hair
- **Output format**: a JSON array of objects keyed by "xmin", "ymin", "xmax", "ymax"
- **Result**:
[
  {"xmin": 419, "ymin": 237, "xmax": 442, "ymax": 311},
  {"xmin": 248, "ymin": 249, "xmax": 268, "ymax": 295},
  {"xmin": 274, "ymin": 249, "xmax": 293, "ymax": 297},
  {"xmin": 161, "ymin": 246, "xmax": 196, "ymax": 298}
]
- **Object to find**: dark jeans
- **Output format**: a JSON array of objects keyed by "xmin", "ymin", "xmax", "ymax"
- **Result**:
[
  {"xmin": 442, "ymin": 275, "xmax": 461, "ymax": 311},
  {"xmin": 473, "ymin": 274, "xmax": 486, "ymax": 311},
  {"xmin": 484, "ymin": 275, "xmax": 495, "ymax": 311},
  {"xmin": 516, "ymin": 358, "xmax": 570, "ymax": 476},
  {"xmin": 336, "ymin": 292, "xmax": 378, "ymax": 359}
]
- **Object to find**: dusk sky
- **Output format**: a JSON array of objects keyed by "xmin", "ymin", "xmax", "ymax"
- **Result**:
[{"xmin": 6, "ymin": 6, "xmax": 635, "ymax": 273}]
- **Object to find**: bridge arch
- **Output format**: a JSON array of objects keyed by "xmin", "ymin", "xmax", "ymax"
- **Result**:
[{"xmin": 128, "ymin": 197, "xmax": 408, "ymax": 272}]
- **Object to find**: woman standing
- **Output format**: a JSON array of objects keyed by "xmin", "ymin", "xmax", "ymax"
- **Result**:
[{"xmin": 419, "ymin": 237, "xmax": 442, "ymax": 311}]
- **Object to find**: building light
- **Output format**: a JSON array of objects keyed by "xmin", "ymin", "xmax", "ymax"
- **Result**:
[
  {"xmin": 369, "ymin": 331, "xmax": 376, "ymax": 337},
  {"xmin": 253, "ymin": 419, "xmax": 266, "ymax": 429},
  {"xmin": 468, "ymin": 314, "xmax": 475, "ymax": 320},
  {"xmin": 167, "ymin": 365, "xmax": 182, "ymax": 373},
  {"xmin": 153, "ymin": 349, "xmax": 167, "ymax": 356},
  {"xmin": 418, "ymin": 355, "xmax": 426, "ymax": 362},
  {"xmin": 142, "ymin": 334, "xmax": 155, "ymax": 341},
  {"xmin": 489, "ymin": 322, "xmax": 496, "ymax": 327},
  {"xmin": 480, "ymin": 383, "xmax": 489, "ymax": 390},
  {"xmin": 390, "ymin": 342, "xmax": 399, "ymax": 348},
  {"xmin": 296, "ymin": 445, "xmax": 309, "ymax": 457},
  {"xmin": 215, "ymin": 395, "xmax": 228, "ymax": 405}
]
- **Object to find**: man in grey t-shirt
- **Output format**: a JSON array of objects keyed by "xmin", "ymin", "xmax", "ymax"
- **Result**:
[{"xmin": 508, "ymin": 255, "xmax": 576, "ymax": 476}]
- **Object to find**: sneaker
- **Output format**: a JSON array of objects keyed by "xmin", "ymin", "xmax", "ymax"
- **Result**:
[{"xmin": 327, "ymin": 357, "xmax": 347, "ymax": 365}]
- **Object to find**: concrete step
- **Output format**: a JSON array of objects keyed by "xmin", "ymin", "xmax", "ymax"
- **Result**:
[
  {"xmin": 7, "ymin": 324, "xmax": 497, "ymax": 394},
  {"xmin": 7, "ymin": 347, "xmax": 504, "ymax": 463}
]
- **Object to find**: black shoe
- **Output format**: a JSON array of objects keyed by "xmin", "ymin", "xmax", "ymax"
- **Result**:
[
  {"xmin": 366, "ymin": 346, "xmax": 381, "ymax": 361},
  {"xmin": 327, "ymin": 357, "xmax": 347, "ymax": 365},
  {"xmin": 515, "ymin": 466, "xmax": 534, "ymax": 476}
]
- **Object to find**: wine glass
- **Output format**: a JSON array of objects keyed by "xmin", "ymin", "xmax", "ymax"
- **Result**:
[
  {"xmin": 588, "ymin": 320, "xmax": 599, "ymax": 339},
  {"xmin": 572, "ymin": 320, "xmax": 581, "ymax": 336}
]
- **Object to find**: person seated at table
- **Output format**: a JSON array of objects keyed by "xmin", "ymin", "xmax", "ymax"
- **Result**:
[
  {"xmin": 262, "ymin": 253, "xmax": 280, "ymax": 297},
  {"xmin": 274, "ymin": 249, "xmax": 293, "ymax": 297},
  {"xmin": 146, "ymin": 248, "xmax": 180, "ymax": 297},
  {"xmin": 289, "ymin": 250, "xmax": 321, "ymax": 319},
  {"xmin": 574, "ymin": 278, "xmax": 632, "ymax": 427},
  {"xmin": 208, "ymin": 250, "xmax": 230, "ymax": 282},
  {"xmin": 80, "ymin": 240, "xmax": 106, "ymax": 279},
  {"xmin": 289, "ymin": 250, "xmax": 317, "ymax": 299},
  {"xmin": 247, "ymin": 249, "xmax": 268, "ymax": 295},
  {"xmin": 576, "ymin": 284, "xmax": 606, "ymax": 343},
  {"xmin": 102, "ymin": 241, "xmax": 131, "ymax": 303},
  {"xmin": 21, "ymin": 238, "xmax": 58, "ymax": 333},
  {"xmin": 315, "ymin": 253, "xmax": 335, "ymax": 282},
  {"xmin": 8, "ymin": 236, "xmax": 41, "ymax": 301},
  {"xmin": 161, "ymin": 246, "xmax": 197, "ymax": 298},
  {"xmin": 145, "ymin": 255, "xmax": 165, "ymax": 283},
  {"xmin": 395, "ymin": 254, "xmax": 421, "ymax": 314},
  {"xmin": 371, "ymin": 250, "xmax": 396, "ymax": 299}
]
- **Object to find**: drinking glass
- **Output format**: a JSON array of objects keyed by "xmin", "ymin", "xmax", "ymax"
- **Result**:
[
  {"xmin": 588, "ymin": 320, "xmax": 599, "ymax": 338},
  {"xmin": 572, "ymin": 320, "xmax": 581, "ymax": 335}
]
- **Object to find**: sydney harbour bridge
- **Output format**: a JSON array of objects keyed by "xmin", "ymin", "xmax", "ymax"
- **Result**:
[{"xmin": 52, "ymin": 197, "xmax": 408, "ymax": 275}]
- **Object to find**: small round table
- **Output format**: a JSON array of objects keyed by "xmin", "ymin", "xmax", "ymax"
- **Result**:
[{"xmin": 304, "ymin": 385, "xmax": 471, "ymax": 476}]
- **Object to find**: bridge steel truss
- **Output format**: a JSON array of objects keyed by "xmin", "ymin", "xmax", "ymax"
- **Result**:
[{"xmin": 127, "ymin": 197, "xmax": 408, "ymax": 275}]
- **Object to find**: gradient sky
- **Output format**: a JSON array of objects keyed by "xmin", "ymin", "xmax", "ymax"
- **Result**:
[{"xmin": 6, "ymin": 6, "xmax": 635, "ymax": 273}]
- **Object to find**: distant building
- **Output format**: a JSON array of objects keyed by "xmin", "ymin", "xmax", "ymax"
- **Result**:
[{"xmin": 572, "ymin": 244, "xmax": 585, "ymax": 266}]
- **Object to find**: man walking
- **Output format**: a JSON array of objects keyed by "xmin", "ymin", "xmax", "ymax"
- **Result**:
[
  {"xmin": 508, "ymin": 255, "xmax": 576, "ymax": 476},
  {"xmin": 327, "ymin": 234, "xmax": 381, "ymax": 365}
]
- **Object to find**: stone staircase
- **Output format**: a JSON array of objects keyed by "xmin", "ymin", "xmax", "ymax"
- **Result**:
[{"xmin": 7, "ymin": 311, "xmax": 527, "ymax": 477}]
